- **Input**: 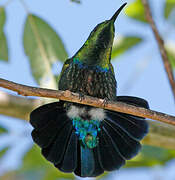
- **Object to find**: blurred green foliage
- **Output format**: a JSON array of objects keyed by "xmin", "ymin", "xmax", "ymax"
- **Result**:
[
  {"xmin": 167, "ymin": 48, "xmax": 175, "ymax": 69},
  {"xmin": 22, "ymin": 145, "xmax": 74, "ymax": 180},
  {"xmin": 0, "ymin": 7, "xmax": 6, "ymax": 28},
  {"xmin": 125, "ymin": 0, "xmax": 147, "ymax": 23},
  {"xmin": 0, "ymin": 125, "xmax": 8, "ymax": 166},
  {"xmin": 0, "ymin": 125, "xmax": 7, "ymax": 134},
  {"xmin": 0, "ymin": 7, "xmax": 8, "ymax": 61},
  {"xmin": 112, "ymin": 36, "xmax": 143, "ymax": 59},
  {"xmin": 23, "ymin": 14, "xmax": 68, "ymax": 87},
  {"xmin": 70, "ymin": 0, "xmax": 81, "ymax": 4},
  {"xmin": 164, "ymin": 0, "xmax": 175, "ymax": 19},
  {"xmin": 126, "ymin": 145, "xmax": 175, "ymax": 167}
]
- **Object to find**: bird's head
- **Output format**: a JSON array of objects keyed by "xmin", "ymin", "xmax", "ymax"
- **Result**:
[{"xmin": 73, "ymin": 3, "xmax": 127, "ymax": 69}]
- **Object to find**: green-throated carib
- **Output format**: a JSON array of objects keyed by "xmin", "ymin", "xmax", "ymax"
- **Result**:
[{"xmin": 30, "ymin": 3, "xmax": 149, "ymax": 177}]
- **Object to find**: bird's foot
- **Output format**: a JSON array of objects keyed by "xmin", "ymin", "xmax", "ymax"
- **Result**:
[
  {"xmin": 101, "ymin": 97, "xmax": 109, "ymax": 107},
  {"xmin": 78, "ymin": 92, "xmax": 85, "ymax": 102}
]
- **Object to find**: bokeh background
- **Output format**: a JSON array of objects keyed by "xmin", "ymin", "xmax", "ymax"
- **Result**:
[{"xmin": 0, "ymin": 0, "xmax": 175, "ymax": 179}]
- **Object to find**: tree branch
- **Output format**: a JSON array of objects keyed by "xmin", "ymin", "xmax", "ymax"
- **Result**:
[
  {"xmin": 142, "ymin": 0, "xmax": 175, "ymax": 100},
  {"xmin": 0, "ymin": 78, "xmax": 175, "ymax": 126},
  {"xmin": 0, "ymin": 90, "xmax": 41, "ymax": 120}
]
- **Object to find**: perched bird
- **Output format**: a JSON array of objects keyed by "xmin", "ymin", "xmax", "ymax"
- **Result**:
[{"xmin": 30, "ymin": 3, "xmax": 149, "ymax": 177}]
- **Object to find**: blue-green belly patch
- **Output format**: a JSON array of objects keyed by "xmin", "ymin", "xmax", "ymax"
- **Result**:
[{"xmin": 72, "ymin": 117, "xmax": 101, "ymax": 148}]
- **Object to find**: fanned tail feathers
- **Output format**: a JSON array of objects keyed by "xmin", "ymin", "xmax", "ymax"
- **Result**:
[{"xmin": 30, "ymin": 96, "xmax": 149, "ymax": 177}]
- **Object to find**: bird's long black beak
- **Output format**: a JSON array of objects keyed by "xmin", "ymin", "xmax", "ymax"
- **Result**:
[{"xmin": 110, "ymin": 3, "xmax": 127, "ymax": 22}]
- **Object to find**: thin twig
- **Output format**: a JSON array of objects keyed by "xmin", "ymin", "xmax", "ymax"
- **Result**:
[
  {"xmin": 141, "ymin": 0, "xmax": 175, "ymax": 100},
  {"xmin": 0, "ymin": 78, "xmax": 175, "ymax": 126}
]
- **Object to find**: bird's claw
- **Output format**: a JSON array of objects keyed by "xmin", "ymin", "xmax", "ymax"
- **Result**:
[
  {"xmin": 78, "ymin": 92, "xmax": 85, "ymax": 102},
  {"xmin": 102, "ymin": 97, "xmax": 109, "ymax": 107}
]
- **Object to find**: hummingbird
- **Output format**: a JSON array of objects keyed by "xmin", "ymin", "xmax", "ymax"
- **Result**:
[{"xmin": 30, "ymin": 3, "xmax": 149, "ymax": 177}]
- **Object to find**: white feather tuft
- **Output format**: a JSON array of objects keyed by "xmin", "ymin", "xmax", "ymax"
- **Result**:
[
  {"xmin": 89, "ymin": 108, "xmax": 105, "ymax": 121},
  {"xmin": 67, "ymin": 105, "xmax": 105, "ymax": 121},
  {"xmin": 67, "ymin": 105, "xmax": 86, "ymax": 118},
  {"xmin": 67, "ymin": 105, "xmax": 80, "ymax": 118}
]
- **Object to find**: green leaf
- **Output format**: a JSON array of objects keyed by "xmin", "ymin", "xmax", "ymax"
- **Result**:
[
  {"xmin": 23, "ymin": 14, "xmax": 68, "ymax": 88},
  {"xmin": 0, "ymin": 124, "xmax": 7, "ymax": 134},
  {"xmin": 126, "ymin": 145, "xmax": 175, "ymax": 167},
  {"xmin": 0, "ymin": 126, "xmax": 8, "ymax": 159},
  {"xmin": 0, "ymin": 7, "xmax": 6, "ymax": 29},
  {"xmin": 70, "ymin": 0, "xmax": 81, "ymax": 4},
  {"xmin": 165, "ymin": 43, "xmax": 175, "ymax": 69},
  {"xmin": 22, "ymin": 145, "xmax": 75, "ymax": 180},
  {"xmin": 167, "ymin": 50, "xmax": 175, "ymax": 69},
  {"xmin": 125, "ymin": 0, "xmax": 147, "ymax": 23},
  {"xmin": 0, "ymin": 32, "xmax": 8, "ymax": 61},
  {"xmin": 0, "ymin": 7, "xmax": 8, "ymax": 61},
  {"xmin": 164, "ymin": 0, "xmax": 175, "ymax": 19},
  {"xmin": 0, "ymin": 147, "xmax": 8, "ymax": 158},
  {"xmin": 111, "ymin": 36, "xmax": 143, "ymax": 59}
]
